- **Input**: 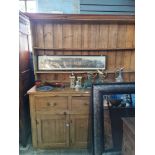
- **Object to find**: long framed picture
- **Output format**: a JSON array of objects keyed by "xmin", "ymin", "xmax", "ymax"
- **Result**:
[{"xmin": 38, "ymin": 55, "xmax": 106, "ymax": 70}]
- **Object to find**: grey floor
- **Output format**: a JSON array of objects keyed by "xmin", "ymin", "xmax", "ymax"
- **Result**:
[
  {"xmin": 20, "ymin": 145, "xmax": 121, "ymax": 155},
  {"xmin": 19, "ymin": 136, "xmax": 121, "ymax": 155}
]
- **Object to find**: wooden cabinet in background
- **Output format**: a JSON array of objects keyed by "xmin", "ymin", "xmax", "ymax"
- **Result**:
[
  {"xmin": 28, "ymin": 87, "xmax": 90, "ymax": 149},
  {"xmin": 19, "ymin": 12, "xmax": 35, "ymax": 147}
]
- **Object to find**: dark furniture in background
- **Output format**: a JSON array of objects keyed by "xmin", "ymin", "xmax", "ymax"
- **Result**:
[{"xmin": 19, "ymin": 12, "xmax": 35, "ymax": 147}]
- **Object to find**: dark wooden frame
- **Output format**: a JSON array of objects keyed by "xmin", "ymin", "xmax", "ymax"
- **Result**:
[{"xmin": 90, "ymin": 82, "xmax": 135, "ymax": 155}]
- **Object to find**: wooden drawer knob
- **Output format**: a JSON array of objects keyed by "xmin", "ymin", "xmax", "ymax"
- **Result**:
[
  {"xmin": 47, "ymin": 102, "xmax": 57, "ymax": 107},
  {"xmin": 84, "ymin": 102, "xmax": 88, "ymax": 105}
]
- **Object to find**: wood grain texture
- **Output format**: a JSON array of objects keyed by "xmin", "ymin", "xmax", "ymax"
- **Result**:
[
  {"xmin": 25, "ymin": 13, "xmax": 135, "ymax": 24},
  {"xmin": 37, "ymin": 114, "xmax": 69, "ymax": 148},
  {"xmin": 44, "ymin": 24, "xmax": 53, "ymax": 48},
  {"xmin": 63, "ymin": 24, "xmax": 73, "ymax": 55},
  {"xmin": 107, "ymin": 25, "xmax": 118, "ymax": 71},
  {"xmin": 29, "ymin": 95, "xmax": 37, "ymax": 148},
  {"xmin": 30, "ymin": 15, "xmax": 134, "ymax": 82},
  {"xmin": 53, "ymin": 24, "xmax": 63, "ymax": 48},
  {"xmin": 36, "ymin": 23, "xmax": 44, "ymax": 48},
  {"xmin": 70, "ymin": 115, "xmax": 88, "ymax": 148}
]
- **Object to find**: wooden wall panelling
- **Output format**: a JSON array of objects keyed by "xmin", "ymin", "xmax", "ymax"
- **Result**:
[
  {"xmin": 98, "ymin": 24, "xmax": 109, "ymax": 55},
  {"xmin": 123, "ymin": 72, "xmax": 130, "ymax": 82},
  {"xmin": 98, "ymin": 24, "xmax": 109, "ymax": 73},
  {"xmin": 53, "ymin": 24, "xmax": 63, "ymax": 49},
  {"xmin": 72, "ymin": 24, "xmax": 82, "ymax": 55},
  {"xmin": 129, "ymin": 72, "xmax": 135, "ymax": 82},
  {"xmin": 115, "ymin": 25, "xmax": 127, "ymax": 69},
  {"xmin": 44, "ymin": 24, "xmax": 53, "ymax": 48},
  {"xmin": 36, "ymin": 23, "xmax": 45, "ymax": 48},
  {"xmin": 52, "ymin": 20, "xmax": 63, "ymax": 57},
  {"xmin": 123, "ymin": 25, "xmax": 134, "ymax": 81},
  {"xmin": 81, "ymin": 24, "xmax": 89, "ymax": 52},
  {"xmin": 30, "ymin": 17, "xmax": 134, "ymax": 83},
  {"xmin": 31, "ymin": 22, "xmax": 36, "ymax": 47},
  {"xmin": 63, "ymin": 24, "xmax": 73, "ymax": 55},
  {"xmin": 107, "ymin": 24, "xmax": 118, "ymax": 80},
  {"xmin": 89, "ymin": 24, "xmax": 97, "ymax": 55},
  {"xmin": 44, "ymin": 50, "xmax": 55, "ymax": 56}
]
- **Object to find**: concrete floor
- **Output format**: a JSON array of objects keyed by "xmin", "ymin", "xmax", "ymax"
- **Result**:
[
  {"xmin": 19, "ymin": 135, "xmax": 121, "ymax": 155},
  {"xmin": 20, "ymin": 145, "xmax": 121, "ymax": 155}
]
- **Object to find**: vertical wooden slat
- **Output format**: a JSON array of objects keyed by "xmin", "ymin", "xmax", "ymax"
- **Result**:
[
  {"xmin": 44, "ymin": 24, "xmax": 53, "ymax": 48},
  {"xmin": 126, "ymin": 25, "xmax": 134, "ymax": 48},
  {"xmin": 123, "ymin": 25, "xmax": 134, "ymax": 71},
  {"xmin": 98, "ymin": 24, "xmax": 109, "ymax": 67},
  {"xmin": 81, "ymin": 24, "xmax": 89, "ymax": 55},
  {"xmin": 116, "ymin": 25, "xmax": 127, "ymax": 68},
  {"xmin": 53, "ymin": 24, "xmax": 63, "ymax": 48},
  {"xmin": 72, "ymin": 24, "xmax": 82, "ymax": 55},
  {"xmin": 123, "ymin": 73, "xmax": 130, "ymax": 82},
  {"xmin": 53, "ymin": 24, "xmax": 63, "ymax": 55},
  {"xmin": 130, "ymin": 73, "xmax": 135, "ymax": 82},
  {"xmin": 89, "ymin": 25, "xmax": 97, "ymax": 55},
  {"xmin": 36, "ymin": 23, "xmax": 44, "ymax": 48},
  {"xmin": 126, "ymin": 25, "xmax": 135, "ymax": 81},
  {"xmin": 107, "ymin": 24, "xmax": 118, "ymax": 71},
  {"xmin": 98, "ymin": 24, "xmax": 109, "ymax": 49},
  {"xmin": 63, "ymin": 24, "xmax": 73, "ymax": 55}
]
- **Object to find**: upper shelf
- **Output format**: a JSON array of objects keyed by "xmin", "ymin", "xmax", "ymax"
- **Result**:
[
  {"xmin": 25, "ymin": 13, "xmax": 135, "ymax": 24},
  {"xmin": 33, "ymin": 47, "xmax": 135, "ymax": 52}
]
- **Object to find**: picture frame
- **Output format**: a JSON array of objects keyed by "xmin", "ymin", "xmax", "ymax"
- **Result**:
[
  {"xmin": 90, "ymin": 82, "xmax": 135, "ymax": 155},
  {"xmin": 37, "ymin": 55, "xmax": 106, "ymax": 71}
]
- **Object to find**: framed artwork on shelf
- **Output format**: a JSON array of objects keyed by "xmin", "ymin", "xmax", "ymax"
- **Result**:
[{"xmin": 37, "ymin": 55, "xmax": 106, "ymax": 71}]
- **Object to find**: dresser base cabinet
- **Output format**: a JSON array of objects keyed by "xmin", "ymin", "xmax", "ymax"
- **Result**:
[{"xmin": 28, "ymin": 87, "xmax": 90, "ymax": 149}]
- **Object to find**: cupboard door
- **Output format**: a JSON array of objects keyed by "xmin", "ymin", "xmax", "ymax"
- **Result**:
[
  {"xmin": 70, "ymin": 115, "xmax": 88, "ymax": 148},
  {"xmin": 36, "ymin": 114, "xmax": 69, "ymax": 148}
]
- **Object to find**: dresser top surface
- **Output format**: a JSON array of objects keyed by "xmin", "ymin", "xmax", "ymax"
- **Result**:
[{"xmin": 27, "ymin": 85, "xmax": 91, "ymax": 95}]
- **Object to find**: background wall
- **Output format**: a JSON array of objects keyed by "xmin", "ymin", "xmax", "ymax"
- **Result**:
[
  {"xmin": 37, "ymin": 0, "xmax": 80, "ymax": 13},
  {"xmin": 36, "ymin": 0, "xmax": 134, "ymax": 15},
  {"xmin": 80, "ymin": 0, "xmax": 135, "ymax": 15}
]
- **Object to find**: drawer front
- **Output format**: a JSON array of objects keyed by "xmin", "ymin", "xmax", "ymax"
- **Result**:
[
  {"xmin": 35, "ymin": 96, "xmax": 68, "ymax": 112},
  {"xmin": 71, "ymin": 97, "xmax": 89, "ymax": 114}
]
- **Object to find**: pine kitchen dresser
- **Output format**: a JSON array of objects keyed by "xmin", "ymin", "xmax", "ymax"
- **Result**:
[{"xmin": 27, "ymin": 86, "xmax": 90, "ymax": 149}]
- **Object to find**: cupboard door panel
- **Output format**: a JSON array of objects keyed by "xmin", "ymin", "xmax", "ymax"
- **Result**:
[
  {"xmin": 70, "ymin": 115, "xmax": 88, "ymax": 148},
  {"xmin": 36, "ymin": 114, "xmax": 69, "ymax": 148}
]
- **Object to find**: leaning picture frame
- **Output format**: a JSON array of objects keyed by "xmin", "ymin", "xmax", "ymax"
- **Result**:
[{"xmin": 37, "ymin": 55, "xmax": 106, "ymax": 70}]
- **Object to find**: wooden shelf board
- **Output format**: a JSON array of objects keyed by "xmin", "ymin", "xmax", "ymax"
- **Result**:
[
  {"xmin": 24, "ymin": 13, "xmax": 135, "ymax": 24},
  {"xmin": 35, "ymin": 70, "xmax": 135, "ymax": 74},
  {"xmin": 33, "ymin": 47, "xmax": 135, "ymax": 52}
]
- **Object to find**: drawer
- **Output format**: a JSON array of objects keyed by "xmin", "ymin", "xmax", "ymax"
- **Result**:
[
  {"xmin": 71, "ymin": 97, "xmax": 89, "ymax": 114},
  {"xmin": 35, "ymin": 96, "xmax": 68, "ymax": 111}
]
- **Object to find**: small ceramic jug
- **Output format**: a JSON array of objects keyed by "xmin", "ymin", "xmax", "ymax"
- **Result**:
[{"xmin": 115, "ymin": 67, "xmax": 124, "ymax": 82}]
